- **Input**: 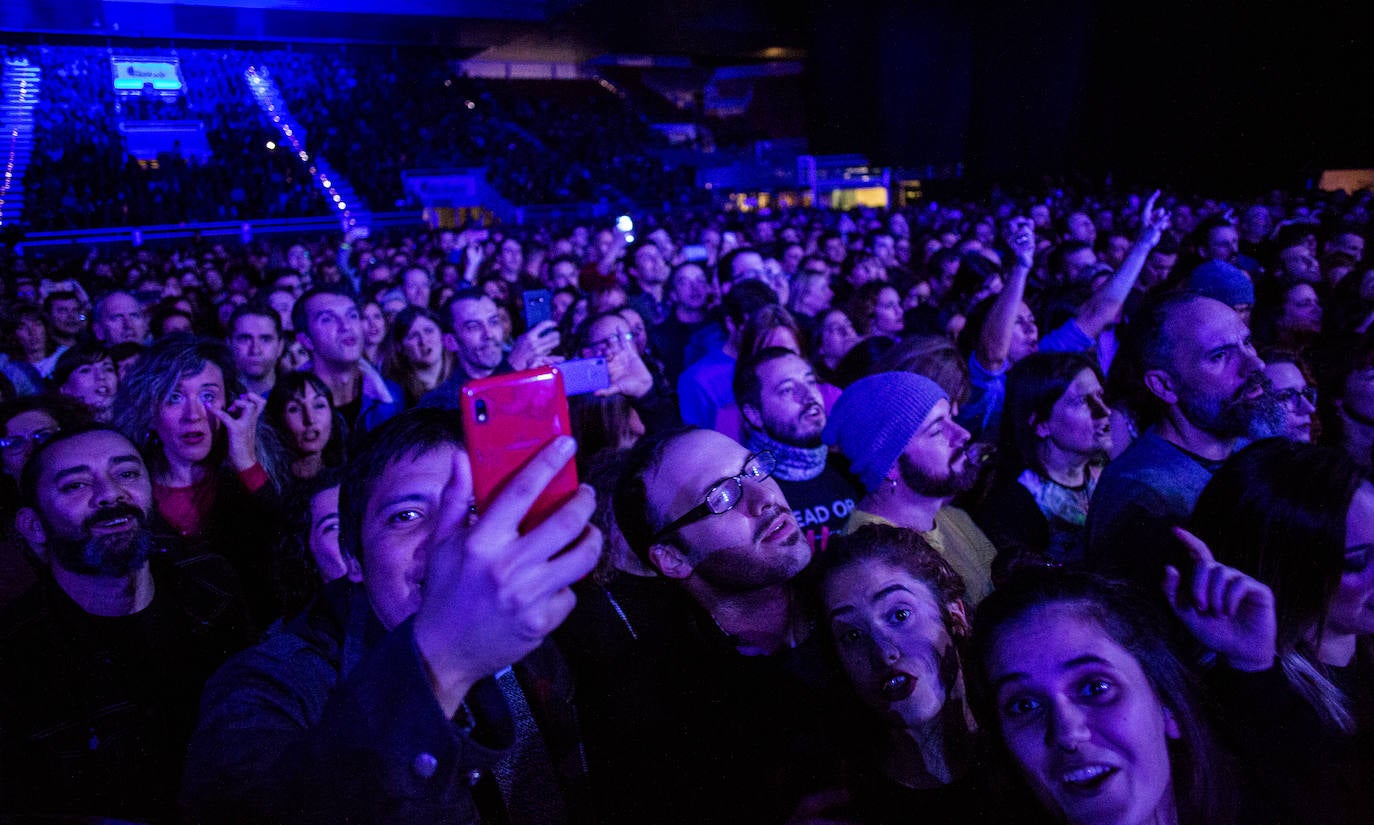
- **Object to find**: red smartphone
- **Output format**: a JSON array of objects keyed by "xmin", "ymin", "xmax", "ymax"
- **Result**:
[{"xmin": 460, "ymin": 366, "xmax": 579, "ymax": 534}]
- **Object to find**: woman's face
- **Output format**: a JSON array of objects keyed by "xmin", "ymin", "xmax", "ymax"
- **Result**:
[
  {"xmin": 1325, "ymin": 482, "xmax": 1374, "ymax": 641},
  {"xmin": 401, "ymin": 316, "xmax": 443, "ymax": 369},
  {"xmin": 281, "ymin": 383, "xmax": 333, "ymax": 457},
  {"xmin": 60, "ymin": 358, "xmax": 118, "ymax": 419},
  {"xmin": 874, "ymin": 287, "xmax": 904, "ymax": 335},
  {"xmin": 153, "ymin": 363, "xmax": 227, "ymax": 469},
  {"xmin": 583, "ymin": 315, "xmax": 633, "ymax": 361},
  {"xmin": 268, "ymin": 290, "xmax": 295, "ymax": 330},
  {"xmin": 1038, "ymin": 369, "xmax": 1112, "ymax": 459},
  {"xmin": 618, "ymin": 308, "xmax": 649, "ymax": 354},
  {"xmin": 281, "ymin": 335, "xmax": 311, "ymax": 372},
  {"xmin": 819, "ymin": 311, "xmax": 859, "ymax": 362},
  {"xmin": 362, "ymin": 303, "xmax": 386, "ymax": 347},
  {"xmin": 551, "ymin": 291, "xmax": 575, "ymax": 324},
  {"xmin": 987, "ymin": 606, "xmax": 1178, "ymax": 825},
  {"xmin": 2, "ymin": 409, "xmax": 59, "ymax": 482},
  {"xmin": 824, "ymin": 561, "xmax": 959, "ymax": 730},
  {"xmin": 1263, "ymin": 361, "xmax": 1315, "ymax": 442}
]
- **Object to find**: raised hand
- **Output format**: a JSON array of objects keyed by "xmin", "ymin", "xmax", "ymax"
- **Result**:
[
  {"xmin": 413, "ymin": 438, "xmax": 601, "ymax": 716},
  {"xmin": 1136, "ymin": 190, "xmax": 1172, "ymax": 249},
  {"xmin": 510, "ymin": 320, "xmax": 561, "ymax": 370},
  {"xmin": 1004, "ymin": 217, "xmax": 1036, "ymax": 269},
  {"xmin": 1162, "ymin": 527, "xmax": 1276, "ymax": 672},
  {"xmin": 596, "ymin": 343, "xmax": 653, "ymax": 399},
  {"xmin": 211, "ymin": 391, "xmax": 266, "ymax": 472}
]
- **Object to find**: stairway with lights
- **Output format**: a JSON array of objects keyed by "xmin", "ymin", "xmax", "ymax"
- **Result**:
[
  {"xmin": 0, "ymin": 55, "xmax": 40, "ymax": 229},
  {"xmin": 244, "ymin": 64, "xmax": 368, "ymax": 229}
]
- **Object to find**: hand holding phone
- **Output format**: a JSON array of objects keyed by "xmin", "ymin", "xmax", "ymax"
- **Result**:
[
  {"xmin": 412, "ymin": 438, "xmax": 600, "ymax": 715},
  {"xmin": 523, "ymin": 289, "xmax": 553, "ymax": 332},
  {"xmin": 596, "ymin": 345, "xmax": 653, "ymax": 399},
  {"xmin": 558, "ymin": 357, "xmax": 611, "ymax": 396},
  {"xmin": 510, "ymin": 321, "xmax": 561, "ymax": 370},
  {"xmin": 461, "ymin": 367, "xmax": 580, "ymax": 533}
]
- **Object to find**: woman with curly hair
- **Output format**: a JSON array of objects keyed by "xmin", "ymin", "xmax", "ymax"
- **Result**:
[{"xmin": 114, "ymin": 333, "xmax": 287, "ymax": 625}]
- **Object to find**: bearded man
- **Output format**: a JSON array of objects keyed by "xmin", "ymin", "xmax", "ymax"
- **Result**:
[
  {"xmin": 1085, "ymin": 292, "xmax": 1287, "ymax": 585},
  {"xmin": 1, "ymin": 426, "xmax": 249, "ymax": 822},
  {"xmin": 825, "ymin": 372, "xmax": 997, "ymax": 605}
]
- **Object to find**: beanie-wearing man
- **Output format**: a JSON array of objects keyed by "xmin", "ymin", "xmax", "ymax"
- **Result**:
[{"xmin": 824, "ymin": 372, "xmax": 997, "ymax": 604}]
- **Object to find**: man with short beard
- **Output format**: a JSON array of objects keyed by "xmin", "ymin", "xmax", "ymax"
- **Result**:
[
  {"xmin": 417, "ymin": 288, "xmax": 560, "ymax": 410},
  {"xmin": 0, "ymin": 426, "xmax": 248, "ymax": 822},
  {"xmin": 825, "ymin": 372, "xmax": 997, "ymax": 605},
  {"xmin": 589, "ymin": 427, "xmax": 847, "ymax": 824},
  {"xmin": 1085, "ymin": 292, "xmax": 1287, "ymax": 586},
  {"xmin": 736, "ymin": 347, "xmax": 857, "ymax": 552}
]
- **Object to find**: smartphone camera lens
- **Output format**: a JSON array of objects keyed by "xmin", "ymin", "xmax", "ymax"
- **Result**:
[{"xmin": 475, "ymin": 400, "xmax": 488, "ymax": 423}]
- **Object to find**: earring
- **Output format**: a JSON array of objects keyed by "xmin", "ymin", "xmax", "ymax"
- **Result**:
[{"xmin": 889, "ymin": 476, "xmax": 897, "ymax": 494}]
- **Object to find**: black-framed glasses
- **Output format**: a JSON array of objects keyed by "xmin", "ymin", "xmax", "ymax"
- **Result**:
[
  {"xmin": 1274, "ymin": 386, "xmax": 1318, "ymax": 409},
  {"xmin": 0, "ymin": 427, "xmax": 59, "ymax": 452},
  {"xmin": 651, "ymin": 451, "xmax": 776, "ymax": 542}
]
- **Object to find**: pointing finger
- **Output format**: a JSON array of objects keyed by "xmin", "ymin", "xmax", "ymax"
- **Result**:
[{"xmin": 1173, "ymin": 526, "xmax": 1215, "ymax": 564}]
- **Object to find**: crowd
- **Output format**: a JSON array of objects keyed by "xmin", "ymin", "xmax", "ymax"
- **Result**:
[
  {"xmin": 21, "ymin": 46, "xmax": 325, "ymax": 228},
  {"xmin": 0, "ymin": 183, "xmax": 1371, "ymax": 825},
  {"xmin": 11, "ymin": 44, "xmax": 702, "ymax": 230}
]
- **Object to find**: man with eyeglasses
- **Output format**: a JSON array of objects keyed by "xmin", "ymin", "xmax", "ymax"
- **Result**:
[{"xmin": 575, "ymin": 426, "xmax": 847, "ymax": 824}]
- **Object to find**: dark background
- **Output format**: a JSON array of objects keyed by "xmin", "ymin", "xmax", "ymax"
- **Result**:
[
  {"xmin": 802, "ymin": 0, "xmax": 1372, "ymax": 192},
  {"xmin": 4, "ymin": 0, "xmax": 1370, "ymax": 191}
]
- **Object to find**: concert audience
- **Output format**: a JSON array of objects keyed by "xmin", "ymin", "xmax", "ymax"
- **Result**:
[{"xmin": 1, "ymin": 177, "xmax": 1373, "ymax": 824}]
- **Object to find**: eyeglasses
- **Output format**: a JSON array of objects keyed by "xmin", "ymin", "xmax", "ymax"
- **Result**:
[
  {"xmin": 651, "ymin": 451, "xmax": 776, "ymax": 542},
  {"xmin": 1274, "ymin": 386, "xmax": 1318, "ymax": 409},
  {"xmin": 583, "ymin": 331, "xmax": 634, "ymax": 357},
  {"xmin": 0, "ymin": 427, "xmax": 59, "ymax": 453}
]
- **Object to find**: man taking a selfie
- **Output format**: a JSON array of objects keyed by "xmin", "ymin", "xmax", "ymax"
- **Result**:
[{"xmin": 181, "ymin": 410, "xmax": 601, "ymax": 823}]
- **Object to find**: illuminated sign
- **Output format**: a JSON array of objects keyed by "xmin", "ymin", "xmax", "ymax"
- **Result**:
[{"xmin": 111, "ymin": 58, "xmax": 183, "ymax": 91}]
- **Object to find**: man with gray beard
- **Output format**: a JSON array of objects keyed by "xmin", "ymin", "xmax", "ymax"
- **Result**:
[
  {"xmin": 1086, "ymin": 292, "xmax": 1287, "ymax": 586},
  {"xmin": 0, "ymin": 426, "xmax": 249, "ymax": 822}
]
